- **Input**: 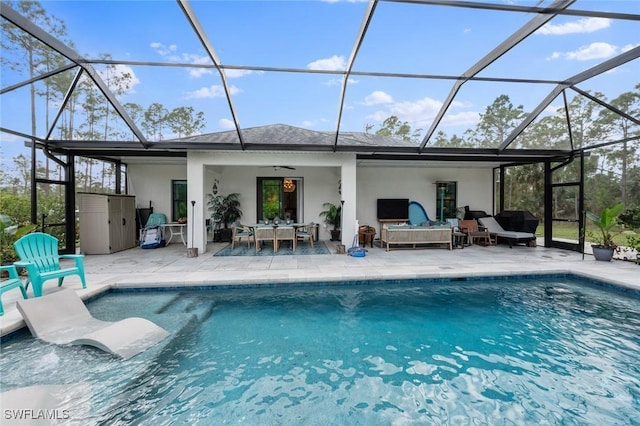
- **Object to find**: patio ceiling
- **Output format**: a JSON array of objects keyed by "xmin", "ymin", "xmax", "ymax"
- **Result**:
[{"xmin": 1, "ymin": 0, "xmax": 639, "ymax": 165}]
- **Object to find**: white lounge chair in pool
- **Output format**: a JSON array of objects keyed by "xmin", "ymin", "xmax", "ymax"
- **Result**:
[
  {"xmin": 478, "ymin": 216, "xmax": 537, "ymax": 248},
  {"xmin": 16, "ymin": 289, "xmax": 169, "ymax": 360}
]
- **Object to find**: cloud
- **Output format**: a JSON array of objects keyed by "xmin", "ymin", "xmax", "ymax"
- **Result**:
[
  {"xmin": 548, "ymin": 42, "xmax": 618, "ymax": 61},
  {"xmin": 441, "ymin": 111, "xmax": 479, "ymax": 127},
  {"xmin": 97, "ymin": 64, "xmax": 140, "ymax": 95},
  {"xmin": 365, "ymin": 95, "xmax": 442, "ymax": 129},
  {"xmin": 324, "ymin": 77, "xmax": 358, "ymax": 87},
  {"xmin": 189, "ymin": 68, "xmax": 213, "ymax": 78},
  {"xmin": 150, "ymin": 42, "xmax": 177, "ymax": 56},
  {"xmin": 151, "ymin": 42, "xmax": 215, "ymax": 78},
  {"xmin": 363, "ymin": 91, "xmax": 393, "ymax": 105},
  {"xmin": 184, "ymin": 84, "xmax": 242, "ymax": 99},
  {"xmin": 538, "ymin": 17, "xmax": 610, "ymax": 35},
  {"xmin": 622, "ymin": 43, "xmax": 640, "ymax": 53},
  {"xmin": 224, "ymin": 69, "xmax": 264, "ymax": 79},
  {"xmin": 218, "ymin": 118, "xmax": 235, "ymax": 129},
  {"xmin": 307, "ymin": 55, "xmax": 346, "ymax": 71},
  {"xmin": 364, "ymin": 94, "xmax": 481, "ymax": 130},
  {"xmin": 389, "ymin": 97, "xmax": 441, "ymax": 121},
  {"xmin": 189, "ymin": 67, "xmax": 262, "ymax": 79}
]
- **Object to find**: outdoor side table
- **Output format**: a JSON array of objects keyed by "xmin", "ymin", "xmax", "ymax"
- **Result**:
[
  {"xmin": 161, "ymin": 223, "xmax": 187, "ymax": 246},
  {"xmin": 452, "ymin": 231, "xmax": 467, "ymax": 249}
]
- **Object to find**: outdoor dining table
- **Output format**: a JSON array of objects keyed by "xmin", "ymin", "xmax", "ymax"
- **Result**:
[{"xmin": 248, "ymin": 223, "xmax": 315, "ymax": 252}]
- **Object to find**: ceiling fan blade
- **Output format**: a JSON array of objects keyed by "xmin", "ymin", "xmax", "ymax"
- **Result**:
[{"xmin": 260, "ymin": 165, "xmax": 296, "ymax": 171}]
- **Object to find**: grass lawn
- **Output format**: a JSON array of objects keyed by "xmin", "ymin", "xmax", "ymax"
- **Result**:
[{"xmin": 538, "ymin": 221, "xmax": 634, "ymax": 247}]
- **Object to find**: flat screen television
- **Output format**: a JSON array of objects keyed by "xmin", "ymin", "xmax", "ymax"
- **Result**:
[{"xmin": 377, "ymin": 198, "xmax": 409, "ymax": 220}]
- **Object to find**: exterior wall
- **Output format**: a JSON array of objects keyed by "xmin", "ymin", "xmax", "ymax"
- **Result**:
[
  {"xmin": 355, "ymin": 166, "xmax": 493, "ymax": 232},
  {"xmin": 126, "ymin": 154, "xmax": 493, "ymax": 253},
  {"xmin": 127, "ymin": 163, "xmax": 187, "ymax": 219}
]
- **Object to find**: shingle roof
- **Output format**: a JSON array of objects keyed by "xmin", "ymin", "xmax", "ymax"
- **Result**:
[{"xmin": 169, "ymin": 124, "xmax": 417, "ymax": 148}]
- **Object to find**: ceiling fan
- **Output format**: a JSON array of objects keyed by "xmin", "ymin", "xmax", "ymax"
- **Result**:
[{"xmin": 261, "ymin": 165, "xmax": 296, "ymax": 171}]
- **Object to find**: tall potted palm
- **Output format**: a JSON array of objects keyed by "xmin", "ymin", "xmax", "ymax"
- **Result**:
[
  {"xmin": 319, "ymin": 202, "xmax": 342, "ymax": 241},
  {"xmin": 207, "ymin": 193, "xmax": 242, "ymax": 242},
  {"xmin": 587, "ymin": 202, "xmax": 624, "ymax": 261}
]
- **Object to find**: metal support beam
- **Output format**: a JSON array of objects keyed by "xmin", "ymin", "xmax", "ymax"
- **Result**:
[
  {"xmin": 64, "ymin": 153, "xmax": 76, "ymax": 254},
  {"xmin": 571, "ymin": 86, "xmax": 640, "ymax": 126},
  {"xmin": 177, "ymin": 0, "xmax": 246, "ymax": 150},
  {"xmin": 385, "ymin": 0, "xmax": 640, "ymax": 21},
  {"xmin": 562, "ymin": 90, "xmax": 574, "ymax": 151},
  {"xmin": 46, "ymin": 68, "xmax": 84, "ymax": 141},
  {"xmin": 544, "ymin": 160, "xmax": 552, "ymax": 248},
  {"xmin": 419, "ymin": 0, "xmax": 574, "ymax": 151},
  {"xmin": 499, "ymin": 45, "xmax": 640, "ymax": 151},
  {"xmin": 116, "ymin": 162, "xmax": 122, "ymax": 194},
  {"xmin": 579, "ymin": 151, "xmax": 585, "ymax": 254},
  {"xmin": 0, "ymin": 63, "xmax": 77, "ymax": 95},
  {"xmin": 334, "ymin": 0, "xmax": 378, "ymax": 151},
  {"xmin": 1, "ymin": 3, "xmax": 148, "ymax": 147}
]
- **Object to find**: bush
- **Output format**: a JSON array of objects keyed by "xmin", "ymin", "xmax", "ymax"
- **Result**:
[
  {"xmin": 619, "ymin": 207, "xmax": 640, "ymax": 230},
  {"xmin": 0, "ymin": 214, "xmax": 36, "ymax": 264}
]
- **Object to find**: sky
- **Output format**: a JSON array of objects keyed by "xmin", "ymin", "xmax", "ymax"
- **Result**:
[{"xmin": 1, "ymin": 0, "xmax": 639, "ymax": 171}]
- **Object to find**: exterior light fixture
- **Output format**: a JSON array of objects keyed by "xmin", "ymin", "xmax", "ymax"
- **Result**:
[{"xmin": 283, "ymin": 179, "xmax": 296, "ymax": 193}]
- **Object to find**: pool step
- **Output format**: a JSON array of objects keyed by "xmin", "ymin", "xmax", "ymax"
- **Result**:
[{"xmin": 155, "ymin": 292, "xmax": 215, "ymax": 321}]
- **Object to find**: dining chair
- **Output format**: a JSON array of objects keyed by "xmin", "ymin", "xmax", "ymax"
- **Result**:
[
  {"xmin": 296, "ymin": 223, "xmax": 315, "ymax": 248},
  {"xmin": 275, "ymin": 226, "xmax": 295, "ymax": 252},
  {"xmin": 231, "ymin": 223, "xmax": 253, "ymax": 249},
  {"xmin": 254, "ymin": 226, "xmax": 275, "ymax": 253}
]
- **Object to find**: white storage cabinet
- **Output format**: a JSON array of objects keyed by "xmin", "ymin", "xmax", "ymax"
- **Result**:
[{"xmin": 78, "ymin": 193, "xmax": 136, "ymax": 254}]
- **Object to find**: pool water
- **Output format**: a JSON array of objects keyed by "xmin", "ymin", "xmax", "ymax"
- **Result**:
[{"xmin": 1, "ymin": 277, "xmax": 639, "ymax": 424}]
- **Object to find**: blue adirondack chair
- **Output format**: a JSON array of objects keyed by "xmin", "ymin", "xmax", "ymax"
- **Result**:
[
  {"xmin": 0, "ymin": 265, "xmax": 28, "ymax": 315},
  {"xmin": 13, "ymin": 232, "xmax": 87, "ymax": 297}
]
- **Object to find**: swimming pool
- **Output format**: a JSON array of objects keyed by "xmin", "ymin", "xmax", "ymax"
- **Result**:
[{"xmin": 1, "ymin": 275, "xmax": 639, "ymax": 424}]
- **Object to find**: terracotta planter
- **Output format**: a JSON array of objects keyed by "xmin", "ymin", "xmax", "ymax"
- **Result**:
[{"xmin": 592, "ymin": 246, "xmax": 614, "ymax": 261}]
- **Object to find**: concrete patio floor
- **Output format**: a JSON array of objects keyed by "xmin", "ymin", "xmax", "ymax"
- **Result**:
[{"xmin": 1, "ymin": 239, "xmax": 638, "ymax": 337}]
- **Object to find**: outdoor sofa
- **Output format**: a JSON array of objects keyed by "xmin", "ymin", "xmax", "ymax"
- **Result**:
[{"xmin": 381, "ymin": 224, "xmax": 452, "ymax": 251}]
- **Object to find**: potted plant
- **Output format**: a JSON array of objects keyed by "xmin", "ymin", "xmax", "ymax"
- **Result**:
[
  {"xmin": 587, "ymin": 202, "xmax": 624, "ymax": 261},
  {"xmin": 207, "ymin": 193, "xmax": 242, "ymax": 242},
  {"xmin": 319, "ymin": 202, "xmax": 342, "ymax": 241}
]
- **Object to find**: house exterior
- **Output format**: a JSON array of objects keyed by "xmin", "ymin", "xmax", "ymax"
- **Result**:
[{"xmin": 126, "ymin": 125, "xmax": 495, "ymax": 254}]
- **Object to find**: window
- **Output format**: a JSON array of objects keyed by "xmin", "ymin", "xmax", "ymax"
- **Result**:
[
  {"xmin": 435, "ymin": 181, "xmax": 457, "ymax": 221},
  {"xmin": 257, "ymin": 177, "xmax": 302, "ymax": 222},
  {"xmin": 172, "ymin": 180, "xmax": 187, "ymax": 222}
]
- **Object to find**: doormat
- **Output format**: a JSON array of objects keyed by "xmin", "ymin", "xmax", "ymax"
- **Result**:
[{"xmin": 213, "ymin": 241, "xmax": 330, "ymax": 256}]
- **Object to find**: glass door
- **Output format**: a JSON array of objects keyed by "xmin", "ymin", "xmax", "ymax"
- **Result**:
[{"xmin": 547, "ymin": 154, "xmax": 584, "ymax": 252}]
